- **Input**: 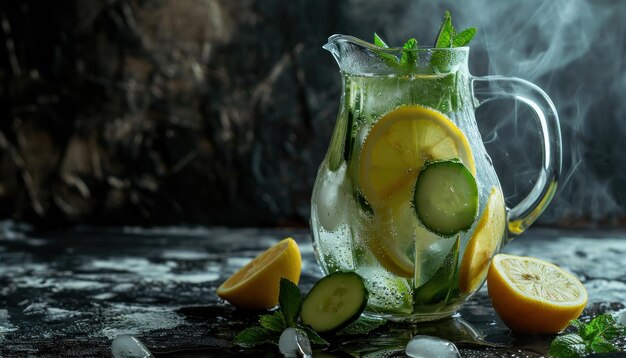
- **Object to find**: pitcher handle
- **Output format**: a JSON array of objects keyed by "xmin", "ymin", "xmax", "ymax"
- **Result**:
[{"xmin": 472, "ymin": 76, "xmax": 562, "ymax": 239}]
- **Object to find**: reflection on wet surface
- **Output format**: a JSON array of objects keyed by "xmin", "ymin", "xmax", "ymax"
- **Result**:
[{"xmin": 0, "ymin": 221, "xmax": 624, "ymax": 356}]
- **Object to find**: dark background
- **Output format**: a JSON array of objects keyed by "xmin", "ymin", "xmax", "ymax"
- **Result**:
[{"xmin": 0, "ymin": 0, "xmax": 625, "ymax": 229}]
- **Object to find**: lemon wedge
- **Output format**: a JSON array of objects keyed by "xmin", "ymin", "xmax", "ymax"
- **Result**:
[
  {"xmin": 458, "ymin": 187, "xmax": 505, "ymax": 293},
  {"xmin": 217, "ymin": 237, "xmax": 301, "ymax": 309}
]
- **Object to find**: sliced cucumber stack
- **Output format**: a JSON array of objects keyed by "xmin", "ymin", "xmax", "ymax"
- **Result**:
[
  {"xmin": 413, "ymin": 159, "xmax": 478, "ymax": 236},
  {"xmin": 300, "ymin": 272, "xmax": 368, "ymax": 333}
]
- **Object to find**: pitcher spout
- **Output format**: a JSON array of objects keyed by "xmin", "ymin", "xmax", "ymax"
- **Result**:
[{"xmin": 322, "ymin": 34, "xmax": 342, "ymax": 65}]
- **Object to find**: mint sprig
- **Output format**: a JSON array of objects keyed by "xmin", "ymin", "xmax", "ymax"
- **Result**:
[
  {"xmin": 372, "ymin": 11, "xmax": 476, "ymax": 113},
  {"xmin": 435, "ymin": 10, "xmax": 455, "ymax": 48},
  {"xmin": 279, "ymin": 278, "xmax": 302, "ymax": 327},
  {"xmin": 259, "ymin": 311, "xmax": 286, "ymax": 333},
  {"xmin": 233, "ymin": 277, "xmax": 386, "ymax": 348},
  {"xmin": 233, "ymin": 278, "xmax": 328, "ymax": 347},
  {"xmin": 400, "ymin": 38, "xmax": 418, "ymax": 67},
  {"xmin": 373, "ymin": 33, "xmax": 416, "ymax": 68},
  {"xmin": 233, "ymin": 326, "xmax": 276, "ymax": 348},
  {"xmin": 549, "ymin": 313, "xmax": 626, "ymax": 357},
  {"xmin": 434, "ymin": 11, "xmax": 476, "ymax": 48}
]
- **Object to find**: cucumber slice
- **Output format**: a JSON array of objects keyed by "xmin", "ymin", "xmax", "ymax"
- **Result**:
[
  {"xmin": 413, "ymin": 159, "xmax": 478, "ymax": 236},
  {"xmin": 300, "ymin": 272, "xmax": 368, "ymax": 333}
]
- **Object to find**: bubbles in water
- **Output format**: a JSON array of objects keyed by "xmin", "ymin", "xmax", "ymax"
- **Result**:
[
  {"xmin": 111, "ymin": 335, "xmax": 153, "ymax": 358},
  {"xmin": 278, "ymin": 328, "xmax": 312, "ymax": 358},
  {"xmin": 405, "ymin": 335, "xmax": 460, "ymax": 358}
]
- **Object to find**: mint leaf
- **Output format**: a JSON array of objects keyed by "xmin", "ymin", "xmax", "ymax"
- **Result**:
[
  {"xmin": 259, "ymin": 311, "xmax": 286, "ymax": 333},
  {"xmin": 452, "ymin": 27, "xmax": 476, "ymax": 47},
  {"xmin": 400, "ymin": 38, "xmax": 418, "ymax": 67},
  {"xmin": 233, "ymin": 326, "xmax": 274, "ymax": 348},
  {"xmin": 299, "ymin": 325, "xmax": 329, "ymax": 346},
  {"xmin": 583, "ymin": 313, "xmax": 624, "ymax": 341},
  {"xmin": 435, "ymin": 11, "xmax": 455, "ymax": 48},
  {"xmin": 337, "ymin": 316, "xmax": 387, "ymax": 336},
  {"xmin": 552, "ymin": 314, "xmax": 626, "ymax": 357},
  {"xmin": 374, "ymin": 33, "xmax": 389, "ymax": 48},
  {"xmin": 373, "ymin": 33, "xmax": 399, "ymax": 67},
  {"xmin": 279, "ymin": 278, "xmax": 302, "ymax": 327},
  {"xmin": 588, "ymin": 336, "xmax": 619, "ymax": 353},
  {"xmin": 570, "ymin": 319, "xmax": 586, "ymax": 331},
  {"xmin": 549, "ymin": 334, "xmax": 588, "ymax": 358}
]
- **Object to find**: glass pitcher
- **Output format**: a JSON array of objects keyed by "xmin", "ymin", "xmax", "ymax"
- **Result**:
[{"xmin": 310, "ymin": 34, "xmax": 562, "ymax": 322}]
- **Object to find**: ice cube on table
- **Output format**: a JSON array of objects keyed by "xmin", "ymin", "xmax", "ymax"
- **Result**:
[
  {"xmin": 617, "ymin": 308, "xmax": 626, "ymax": 325},
  {"xmin": 111, "ymin": 335, "xmax": 153, "ymax": 358},
  {"xmin": 278, "ymin": 327, "xmax": 312, "ymax": 358},
  {"xmin": 406, "ymin": 335, "xmax": 460, "ymax": 358}
]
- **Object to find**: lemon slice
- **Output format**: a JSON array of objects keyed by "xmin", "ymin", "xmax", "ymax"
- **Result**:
[
  {"xmin": 217, "ymin": 237, "xmax": 301, "ymax": 309},
  {"xmin": 362, "ymin": 204, "xmax": 415, "ymax": 278},
  {"xmin": 487, "ymin": 254, "xmax": 588, "ymax": 334},
  {"xmin": 358, "ymin": 105, "xmax": 475, "ymax": 277},
  {"xmin": 359, "ymin": 105, "xmax": 476, "ymax": 209},
  {"xmin": 458, "ymin": 187, "xmax": 505, "ymax": 293}
]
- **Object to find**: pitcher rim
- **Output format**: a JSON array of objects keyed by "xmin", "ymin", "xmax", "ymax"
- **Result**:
[{"xmin": 324, "ymin": 34, "xmax": 469, "ymax": 53}]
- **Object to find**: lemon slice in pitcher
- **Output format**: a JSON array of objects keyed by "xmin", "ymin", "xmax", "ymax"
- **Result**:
[
  {"xmin": 358, "ymin": 105, "xmax": 475, "ymax": 277},
  {"xmin": 458, "ymin": 187, "xmax": 506, "ymax": 293},
  {"xmin": 359, "ymin": 105, "xmax": 476, "ymax": 208}
]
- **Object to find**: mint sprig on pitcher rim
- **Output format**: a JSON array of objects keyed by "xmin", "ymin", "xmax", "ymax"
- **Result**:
[{"xmin": 372, "ymin": 10, "xmax": 477, "ymax": 71}]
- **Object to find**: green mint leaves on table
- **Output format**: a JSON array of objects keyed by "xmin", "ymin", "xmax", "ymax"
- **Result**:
[
  {"xmin": 549, "ymin": 313, "xmax": 626, "ymax": 358},
  {"xmin": 278, "ymin": 278, "xmax": 302, "ymax": 327},
  {"xmin": 233, "ymin": 277, "xmax": 386, "ymax": 348}
]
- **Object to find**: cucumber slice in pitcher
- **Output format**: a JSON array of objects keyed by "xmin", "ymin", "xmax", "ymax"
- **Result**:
[
  {"xmin": 413, "ymin": 159, "xmax": 478, "ymax": 236},
  {"xmin": 301, "ymin": 272, "xmax": 368, "ymax": 333}
]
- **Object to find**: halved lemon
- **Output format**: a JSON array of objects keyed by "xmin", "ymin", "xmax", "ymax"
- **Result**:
[
  {"xmin": 358, "ymin": 105, "xmax": 475, "ymax": 277},
  {"xmin": 217, "ymin": 237, "xmax": 301, "ymax": 309},
  {"xmin": 487, "ymin": 254, "xmax": 587, "ymax": 334},
  {"xmin": 458, "ymin": 187, "xmax": 505, "ymax": 293}
]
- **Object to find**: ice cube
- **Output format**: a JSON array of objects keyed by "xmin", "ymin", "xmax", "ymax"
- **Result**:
[
  {"xmin": 405, "ymin": 335, "xmax": 460, "ymax": 358},
  {"xmin": 278, "ymin": 328, "xmax": 312, "ymax": 358},
  {"xmin": 315, "ymin": 162, "xmax": 348, "ymax": 232},
  {"xmin": 111, "ymin": 335, "xmax": 153, "ymax": 358},
  {"xmin": 617, "ymin": 309, "xmax": 626, "ymax": 325}
]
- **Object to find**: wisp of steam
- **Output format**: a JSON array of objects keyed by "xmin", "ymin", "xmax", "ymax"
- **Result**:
[{"xmin": 362, "ymin": 0, "xmax": 626, "ymax": 225}]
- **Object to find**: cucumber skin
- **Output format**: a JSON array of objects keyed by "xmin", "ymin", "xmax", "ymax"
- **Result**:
[
  {"xmin": 413, "ymin": 159, "xmax": 478, "ymax": 237},
  {"xmin": 300, "ymin": 271, "xmax": 369, "ymax": 334}
]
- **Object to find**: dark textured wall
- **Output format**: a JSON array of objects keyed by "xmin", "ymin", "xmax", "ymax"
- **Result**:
[{"xmin": 1, "ymin": 0, "xmax": 625, "ymax": 228}]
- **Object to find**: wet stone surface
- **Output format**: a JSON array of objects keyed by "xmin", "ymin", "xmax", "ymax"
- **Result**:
[{"xmin": 0, "ymin": 222, "xmax": 625, "ymax": 357}]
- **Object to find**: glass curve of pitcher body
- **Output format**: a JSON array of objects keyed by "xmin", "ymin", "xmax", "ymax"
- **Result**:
[{"xmin": 310, "ymin": 35, "xmax": 562, "ymax": 322}]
